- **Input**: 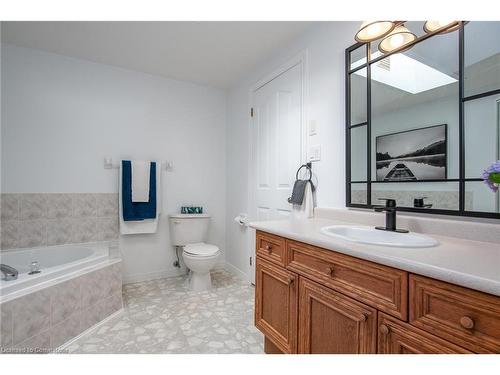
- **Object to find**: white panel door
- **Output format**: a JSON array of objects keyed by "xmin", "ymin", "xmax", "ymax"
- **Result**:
[{"xmin": 249, "ymin": 63, "xmax": 303, "ymax": 283}]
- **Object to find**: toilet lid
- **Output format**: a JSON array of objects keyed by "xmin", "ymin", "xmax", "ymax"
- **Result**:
[{"xmin": 184, "ymin": 242, "xmax": 220, "ymax": 256}]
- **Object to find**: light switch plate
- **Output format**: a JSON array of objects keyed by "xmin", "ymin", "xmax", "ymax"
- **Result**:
[
  {"xmin": 308, "ymin": 120, "xmax": 317, "ymax": 136},
  {"xmin": 308, "ymin": 144, "xmax": 321, "ymax": 162}
]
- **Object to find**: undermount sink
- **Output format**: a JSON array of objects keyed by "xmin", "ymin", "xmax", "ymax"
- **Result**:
[{"xmin": 320, "ymin": 225, "xmax": 438, "ymax": 248}]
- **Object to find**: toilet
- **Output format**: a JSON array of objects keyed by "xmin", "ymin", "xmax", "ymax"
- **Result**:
[{"xmin": 168, "ymin": 213, "xmax": 220, "ymax": 291}]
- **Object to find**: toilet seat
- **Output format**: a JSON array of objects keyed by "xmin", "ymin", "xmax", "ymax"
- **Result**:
[{"xmin": 183, "ymin": 242, "xmax": 220, "ymax": 257}]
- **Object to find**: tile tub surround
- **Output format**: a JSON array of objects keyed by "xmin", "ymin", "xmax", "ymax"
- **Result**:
[
  {"xmin": 1, "ymin": 193, "xmax": 119, "ymax": 250},
  {"xmin": 66, "ymin": 270, "xmax": 264, "ymax": 354},
  {"xmin": 0, "ymin": 261, "xmax": 123, "ymax": 353}
]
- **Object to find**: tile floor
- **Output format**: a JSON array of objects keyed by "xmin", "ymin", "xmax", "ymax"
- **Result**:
[{"xmin": 66, "ymin": 270, "xmax": 264, "ymax": 353}]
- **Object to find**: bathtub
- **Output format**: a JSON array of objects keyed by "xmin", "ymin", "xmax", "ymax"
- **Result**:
[
  {"xmin": 0, "ymin": 242, "xmax": 123, "ymax": 352},
  {"xmin": 1, "ymin": 243, "xmax": 116, "ymax": 302}
]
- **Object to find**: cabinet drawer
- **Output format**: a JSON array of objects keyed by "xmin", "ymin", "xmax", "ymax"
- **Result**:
[
  {"xmin": 410, "ymin": 275, "xmax": 500, "ymax": 353},
  {"xmin": 256, "ymin": 231, "xmax": 287, "ymax": 267},
  {"xmin": 378, "ymin": 313, "xmax": 471, "ymax": 354},
  {"xmin": 286, "ymin": 239, "xmax": 408, "ymax": 320}
]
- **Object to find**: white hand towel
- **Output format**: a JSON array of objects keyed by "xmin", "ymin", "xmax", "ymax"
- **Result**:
[
  {"xmin": 131, "ymin": 160, "xmax": 151, "ymax": 202},
  {"xmin": 292, "ymin": 181, "xmax": 315, "ymax": 220}
]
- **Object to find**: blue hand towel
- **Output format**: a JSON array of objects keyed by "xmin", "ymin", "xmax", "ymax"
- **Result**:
[{"xmin": 122, "ymin": 160, "xmax": 157, "ymax": 221}]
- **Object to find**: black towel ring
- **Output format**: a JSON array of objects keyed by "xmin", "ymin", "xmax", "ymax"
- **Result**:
[{"xmin": 295, "ymin": 162, "xmax": 312, "ymax": 181}]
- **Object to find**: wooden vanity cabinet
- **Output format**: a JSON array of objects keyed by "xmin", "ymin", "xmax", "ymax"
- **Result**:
[
  {"xmin": 378, "ymin": 313, "xmax": 471, "ymax": 354},
  {"xmin": 298, "ymin": 277, "xmax": 377, "ymax": 353},
  {"xmin": 256, "ymin": 231, "xmax": 287, "ymax": 267},
  {"xmin": 255, "ymin": 257, "xmax": 298, "ymax": 353},
  {"xmin": 287, "ymin": 238, "xmax": 407, "ymax": 320},
  {"xmin": 410, "ymin": 274, "xmax": 500, "ymax": 353},
  {"xmin": 254, "ymin": 230, "xmax": 500, "ymax": 354}
]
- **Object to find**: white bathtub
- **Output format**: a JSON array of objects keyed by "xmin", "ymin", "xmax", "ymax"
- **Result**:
[{"xmin": 0, "ymin": 242, "xmax": 117, "ymax": 302}]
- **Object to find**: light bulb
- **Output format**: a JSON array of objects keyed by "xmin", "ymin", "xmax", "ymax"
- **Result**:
[
  {"xmin": 378, "ymin": 25, "xmax": 417, "ymax": 54},
  {"xmin": 355, "ymin": 21, "xmax": 395, "ymax": 42},
  {"xmin": 423, "ymin": 21, "xmax": 459, "ymax": 34},
  {"xmin": 435, "ymin": 21, "xmax": 453, "ymax": 27},
  {"xmin": 389, "ymin": 33, "xmax": 405, "ymax": 48},
  {"xmin": 366, "ymin": 23, "xmax": 381, "ymax": 37}
]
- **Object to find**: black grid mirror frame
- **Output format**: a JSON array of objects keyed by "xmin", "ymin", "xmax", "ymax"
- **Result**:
[{"xmin": 345, "ymin": 21, "xmax": 500, "ymax": 219}]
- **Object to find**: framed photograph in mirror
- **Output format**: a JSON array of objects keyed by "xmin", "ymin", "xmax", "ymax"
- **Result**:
[{"xmin": 375, "ymin": 124, "xmax": 447, "ymax": 182}]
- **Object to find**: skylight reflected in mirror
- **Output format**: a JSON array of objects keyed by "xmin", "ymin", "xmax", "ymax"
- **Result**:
[{"xmin": 352, "ymin": 51, "xmax": 457, "ymax": 94}]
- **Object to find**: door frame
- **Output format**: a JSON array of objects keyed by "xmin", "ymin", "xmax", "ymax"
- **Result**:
[{"xmin": 246, "ymin": 50, "xmax": 309, "ymax": 284}]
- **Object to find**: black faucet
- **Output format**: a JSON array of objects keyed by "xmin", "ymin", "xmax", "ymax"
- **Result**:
[
  {"xmin": 414, "ymin": 197, "xmax": 433, "ymax": 208},
  {"xmin": 373, "ymin": 198, "xmax": 408, "ymax": 233}
]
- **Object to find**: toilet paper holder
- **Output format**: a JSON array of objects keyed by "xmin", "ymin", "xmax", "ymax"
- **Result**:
[{"xmin": 234, "ymin": 213, "xmax": 249, "ymax": 227}]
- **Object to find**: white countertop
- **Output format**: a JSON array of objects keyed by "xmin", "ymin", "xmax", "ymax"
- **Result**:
[{"xmin": 249, "ymin": 218, "xmax": 500, "ymax": 297}]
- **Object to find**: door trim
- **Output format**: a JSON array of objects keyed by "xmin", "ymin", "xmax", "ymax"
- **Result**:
[{"xmin": 247, "ymin": 50, "xmax": 309, "ymax": 284}]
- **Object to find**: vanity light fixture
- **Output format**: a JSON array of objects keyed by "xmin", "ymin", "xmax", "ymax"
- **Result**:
[
  {"xmin": 378, "ymin": 24, "xmax": 417, "ymax": 54},
  {"xmin": 354, "ymin": 21, "xmax": 395, "ymax": 43},
  {"xmin": 423, "ymin": 21, "xmax": 460, "ymax": 34}
]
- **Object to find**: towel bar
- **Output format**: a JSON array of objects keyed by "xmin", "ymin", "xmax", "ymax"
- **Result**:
[{"xmin": 104, "ymin": 158, "xmax": 173, "ymax": 171}]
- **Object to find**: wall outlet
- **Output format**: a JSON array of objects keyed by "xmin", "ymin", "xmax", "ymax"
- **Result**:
[
  {"xmin": 308, "ymin": 144, "xmax": 321, "ymax": 162},
  {"xmin": 308, "ymin": 120, "xmax": 317, "ymax": 136}
]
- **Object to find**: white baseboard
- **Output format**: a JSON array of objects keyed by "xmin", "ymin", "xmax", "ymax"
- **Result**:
[
  {"xmin": 122, "ymin": 267, "xmax": 187, "ymax": 284},
  {"xmin": 213, "ymin": 260, "xmax": 227, "ymax": 270},
  {"xmin": 224, "ymin": 261, "xmax": 248, "ymax": 282},
  {"xmin": 122, "ymin": 260, "xmax": 247, "ymax": 285}
]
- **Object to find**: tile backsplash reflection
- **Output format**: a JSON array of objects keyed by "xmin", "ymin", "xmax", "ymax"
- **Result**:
[{"xmin": 0, "ymin": 193, "xmax": 119, "ymax": 250}]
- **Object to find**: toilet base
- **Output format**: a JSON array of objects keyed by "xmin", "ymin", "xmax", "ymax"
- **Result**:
[{"xmin": 189, "ymin": 271, "xmax": 213, "ymax": 291}]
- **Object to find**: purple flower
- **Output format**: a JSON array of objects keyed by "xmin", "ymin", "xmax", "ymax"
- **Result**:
[{"xmin": 482, "ymin": 160, "xmax": 500, "ymax": 192}]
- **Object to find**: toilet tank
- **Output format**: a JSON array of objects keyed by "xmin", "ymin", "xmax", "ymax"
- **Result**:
[{"xmin": 169, "ymin": 214, "xmax": 211, "ymax": 246}]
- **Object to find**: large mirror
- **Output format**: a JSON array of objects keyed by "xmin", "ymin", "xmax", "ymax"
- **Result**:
[
  {"xmin": 464, "ymin": 22, "xmax": 500, "ymax": 213},
  {"xmin": 346, "ymin": 21, "xmax": 500, "ymax": 218}
]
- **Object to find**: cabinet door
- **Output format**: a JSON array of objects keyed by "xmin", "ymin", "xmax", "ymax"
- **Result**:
[
  {"xmin": 378, "ymin": 313, "xmax": 471, "ymax": 354},
  {"xmin": 255, "ymin": 257, "xmax": 298, "ymax": 353},
  {"xmin": 298, "ymin": 277, "xmax": 377, "ymax": 353}
]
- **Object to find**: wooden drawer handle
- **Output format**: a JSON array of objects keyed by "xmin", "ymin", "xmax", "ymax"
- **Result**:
[
  {"xmin": 379, "ymin": 324, "xmax": 390, "ymax": 335},
  {"xmin": 328, "ymin": 266, "xmax": 335, "ymax": 277},
  {"xmin": 264, "ymin": 244, "xmax": 273, "ymax": 252},
  {"xmin": 459, "ymin": 316, "xmax": 475, "ymax": 329},
  {"xmin": 287, "ymin": 276, "xmax": 295, "ymax": 285}
]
